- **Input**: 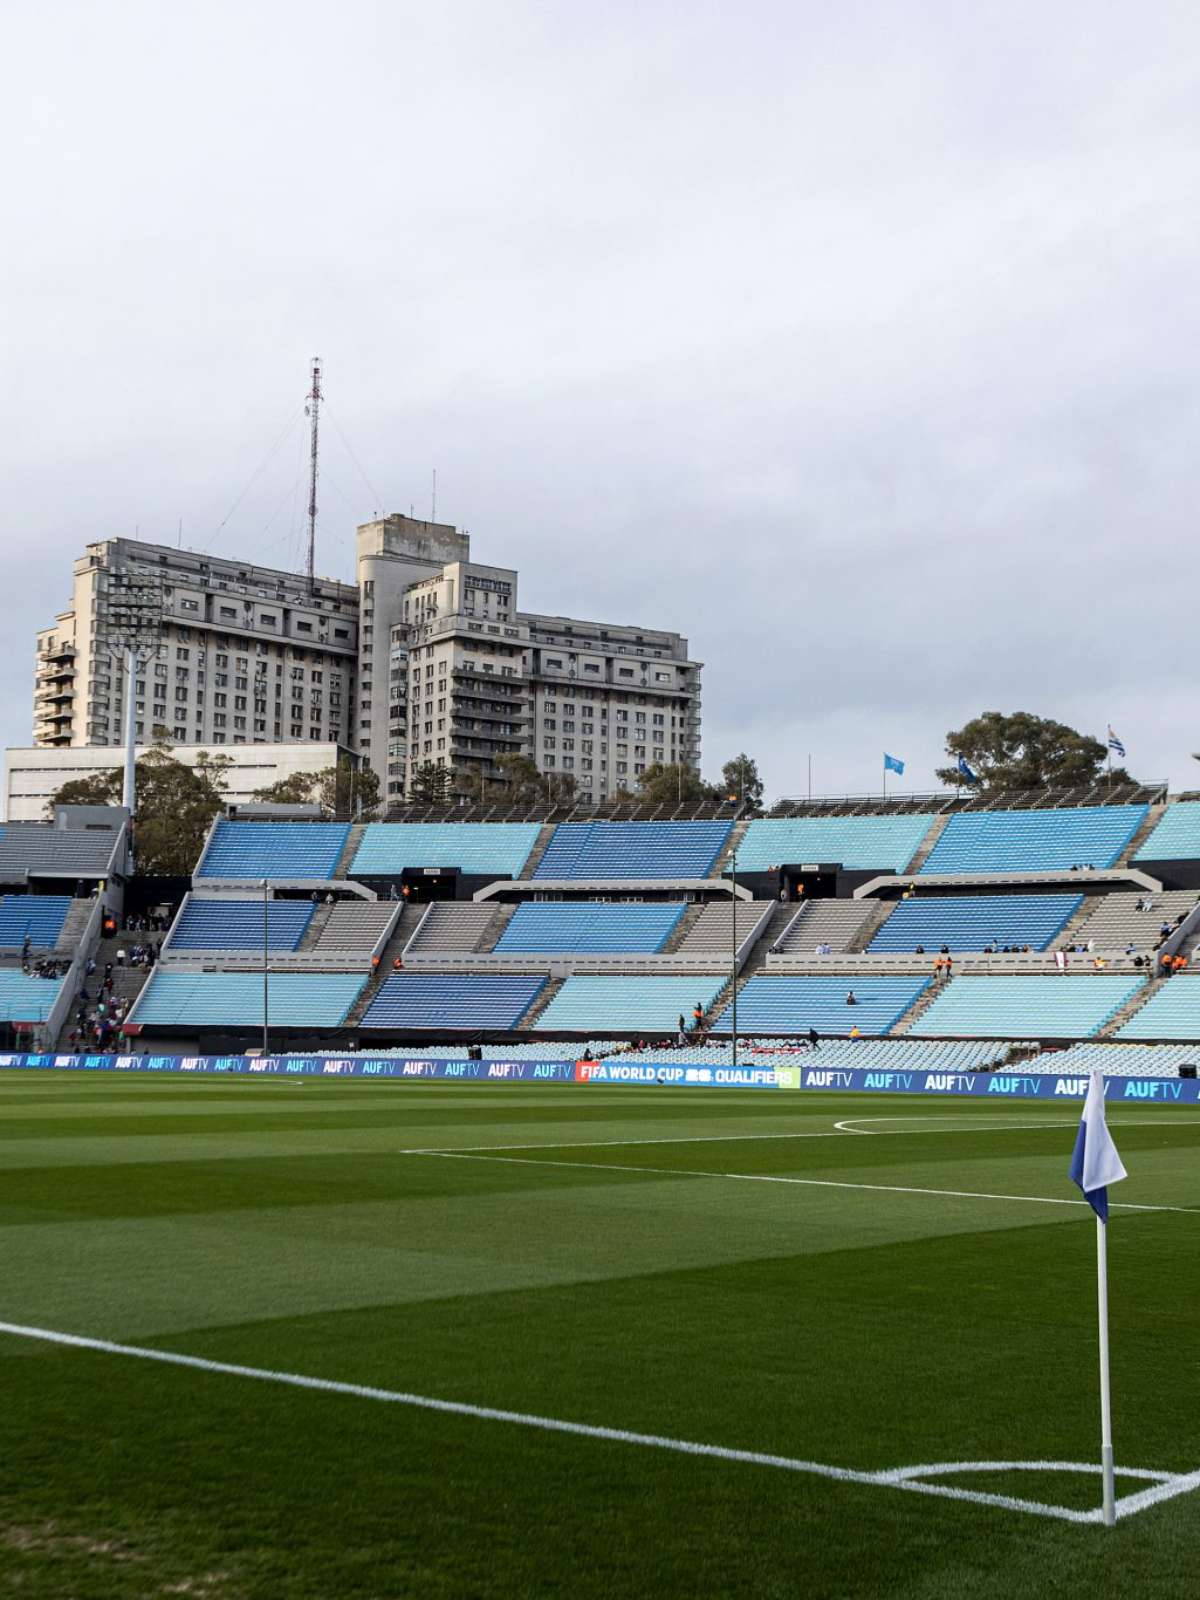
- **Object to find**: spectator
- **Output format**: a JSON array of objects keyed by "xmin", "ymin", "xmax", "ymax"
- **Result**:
[
  {"xmin": 808, "ymin": 1027, "xmax": 820, "ymax": 1051},
  {"xmin": 849, "ymin": 1024, "xmax": 862, "ymax": 1039},
  {"xmin": 845, "ymin": 989, "xmax": 857, "ymax": 1006}
]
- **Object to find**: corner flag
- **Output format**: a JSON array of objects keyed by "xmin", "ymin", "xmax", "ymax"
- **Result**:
[{"xmin": 1069, "ymin": 1072, "xmax": 1127, "ymax": 1221}]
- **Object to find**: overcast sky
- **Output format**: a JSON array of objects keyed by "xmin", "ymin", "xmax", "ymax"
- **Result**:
[{"xmin": 5, "ymin": 0, "xmax": 1199, "ymax": 801}]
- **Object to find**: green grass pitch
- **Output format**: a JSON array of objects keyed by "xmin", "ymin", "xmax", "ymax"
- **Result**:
[{"xmin": 0, "ymin": 1070, "xmax": 1197, "ymax": 1598}]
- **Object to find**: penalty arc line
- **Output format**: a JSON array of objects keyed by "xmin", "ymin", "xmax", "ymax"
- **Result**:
[{"xmin": 0, "ymin": 1318, "xmax": 1189, "ymax": 1526}]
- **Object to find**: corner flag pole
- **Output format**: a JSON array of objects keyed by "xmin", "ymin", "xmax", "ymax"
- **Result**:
[{"xmin": 1096, "ymin": 1211, "xmax": 1115, "ymax": 1525}]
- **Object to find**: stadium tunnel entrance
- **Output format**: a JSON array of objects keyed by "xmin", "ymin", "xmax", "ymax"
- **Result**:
[{"xmin": 741, "ymin": 863, "xmax": 878, "ymax": 900}]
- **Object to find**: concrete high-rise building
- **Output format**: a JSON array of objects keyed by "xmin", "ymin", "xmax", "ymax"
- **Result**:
[
  {"xmin": 33, "ymin": 539, "xmax": 358, "ymax": 752},
  {"xmin": 357, "ymin": 515, "xmax": 702, "ymax": 803},
  {"xmin": 33, "ymin": 523, "xmax": 703, "ymax": 807}
]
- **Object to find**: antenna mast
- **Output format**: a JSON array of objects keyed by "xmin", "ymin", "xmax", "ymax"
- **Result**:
[{"xmin": 305, "ymin": 356, "xmax": 322, "ymax": 591}]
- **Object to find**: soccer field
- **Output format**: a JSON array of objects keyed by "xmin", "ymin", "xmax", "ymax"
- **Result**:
[{"xmin": 0, "ymin": 1072, "xmax": 1197, "ymax": 1598}]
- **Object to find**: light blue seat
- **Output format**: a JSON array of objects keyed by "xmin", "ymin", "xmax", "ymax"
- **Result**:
[
  {"xmin": 0, "ymin": 971, "xmax": 64, "ymax": 1022},
  {"xmin": 917, "ymin": 976, "xmax": 1142, "ymax": 1037},
  {"xmin": 715, "ymin": 975, "xmax": 928, "ymax": 1036},
  {"xmin": 361, "ymin": 974, "xmax": 546, "ymax": 1030},
  {"xmin": 533, "ymin": 822, "xmax": 732, "ymax": 880},
  {"xmin": 198, "ymin": 821, "xmax": 350, "ymax": 880},
  {"xmin": 0, "ymin": 896, "xmax": 72, "ymax": 948},
  {"xmin": 168, "ymin": 898, "xmax": 313, "ymax": 951},
  {"xmin": 736, "ymin": 817, "xmax": 935, "ymax": 874},
  {"xmin": 919, "ymin": 807, "xmax": 1146, "ymax": 875},
  {"xmin": 495, "ymin": 902, "xmax": 685, "ymax": 954},
  {"xmin": 533, "ymin": 976, "xmax": 726, "ymax": 1031},
  {"xmin": 1047, "ymin": 1042, "xmax": 1200, "ymax": 1077},
  {"xmin": 1134, "ymin": 803, "xmax": 1200, "ymax": 862},
  {"xmin": 131, "ymin": 971, "xmax": 364, "ymax": 1028},
  {"xmin": 869, "ymin": 894, "xmax": 1081, "ymax": 952},
  {"xmin": 351, "ymin": 823, "xmax": 542, "ymax": 879},
  {"xmin": 1115, "ymin": 977, "xmax": 1200, "ymax": 1040}
]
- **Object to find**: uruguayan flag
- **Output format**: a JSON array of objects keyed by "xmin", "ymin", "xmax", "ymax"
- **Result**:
[
  {"xmin": 1107, "ymin": 727, "xmax": 1126, "ymax": 760},
  {"xmin": 957, "ymin": 755, "xmax": 979, "ymax": 784},
  {"xmin": 1069, "ymin": 1072, "xmax": 1127, "ymax": 1222}
]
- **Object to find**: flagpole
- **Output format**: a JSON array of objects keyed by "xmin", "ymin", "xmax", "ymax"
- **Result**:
[{"xmin": 1096, "ymin": 1213, "xmax": 1116, "ymax": 1525}]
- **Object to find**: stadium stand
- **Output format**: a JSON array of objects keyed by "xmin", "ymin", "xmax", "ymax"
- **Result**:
[
  {"xmin": 867, "ymin": 893, "xmax": 1082, "ymax": 953},
  {"xmin": 494, "ymin": 902, "xmax": 685, "ymax": 954},
  {"xmin": 1115, "ymin": 977, "xmax": 1200, "ymax": 1040},
  {"xmin": 1133, "ymin": 802, "xmax": 1200, "ymax": 861},
  {"xmin": 313, "ymin": 902, "xmax": 399, "ymax": 954},
  {"xmin": 351, "ymin": 822, "xmax": 542, "ymax": 879},
  {"xmin": 0, "ymin": 821, "xmax": 123, "ymax": 880},
  {"xmin": 0, "ymin": 970, "xmax": 65, "ymax": 1022},
  {"xmin": 197, "ymin": 821, "xmax": 351, "ymax": 880},
  {"xmin": 360, "ymin": 973, "xmax": 547, "ymax": 1030},
  {"xmin": 1069, "ymin": 891, "xmax": 1198, "ymax": 950},
  {"xmin": 675, "ymin": 902, "xmax": 774, "ymax": 956},
  {"xmin": 916, "ymin": 975, "xmax": 1143, "ymax": 1037},
  {"xmin": 773, "ymin": 898, "xmax": 879, "ymax": 955},
  {"xmin": 918, "ymin": 806, "xmax": 1147, "ymax": 875},
  {"xmin": 533, "ymin": 821, "xmax": 732, "ymax": 880},
  {"xmin": 129, "ymin": 971, "xmax": 366, "ymax": 1028},
  {"xmin": 404, "ymin": 903, "xmax": 503, "ymax": 954},
  {"xmin": 0, "ymin": 896, "xmax": 73, "ymax": 950},
  {"xmin": 610, "ymin": 1038, "xmax": 1018, "ymax": 1069},
  {"xmin": 167, "ymin": 897, "xmax": 314, "ymax": 952},
  {"xmin": 714, "ymin": 975, "xmax": 929, "ymax": 1036},
  {"xmin": 533, "ymin": 975, "xmax": 726, "ymax": 1032},
  {"xmin": 1043, "ymin": 1042, "xmax": 1200, "ymax": 1077},
  {"xmin": 736, "ymin": 816, "xmax": 934, "ymax": 874}
]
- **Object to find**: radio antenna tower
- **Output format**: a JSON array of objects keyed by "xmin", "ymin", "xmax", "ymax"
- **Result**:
[{"xmin": 305, "ymin": 356, "xmax": 322, "ymax": 591}]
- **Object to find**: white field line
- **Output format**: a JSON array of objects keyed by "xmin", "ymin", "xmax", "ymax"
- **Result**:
[
  {"xmin": 1, "ymin": 1318, "xmax": 1191, "ymax": 1526},
  {"xmin": 409, "ymin": 1149, "xmax": 1199, "ymax": 1215}
]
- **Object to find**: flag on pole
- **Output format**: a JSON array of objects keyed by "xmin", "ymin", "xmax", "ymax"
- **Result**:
[
  {"xmin": 1069, "ymin": 1073, "xmax": 1127, "ymax": 1221},
  {"xmin": 957, "ymin": 754, "xmax": 979, "ymax": 784},
  {"xmin": 883, "ymin": 753, "xmax": 905, "ymax": 776},
  {"xmin": 1107, "ymin": 727, "xmax": 1126, "ymax": 760}
]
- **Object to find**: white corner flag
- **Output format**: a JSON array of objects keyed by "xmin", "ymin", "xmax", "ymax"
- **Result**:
[
  {"xmin": 1069, "ymin": 1071, "xmax": 1127, "ymax": 1221},
  {"xmin": 1068, "ymin": 1071, "xmax": 1127, "ymax": 1526}
]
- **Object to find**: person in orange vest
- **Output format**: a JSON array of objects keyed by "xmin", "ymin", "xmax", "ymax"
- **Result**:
[
  {"xmin": 1173, "ymin": 953, "xmax": 1189, "ymax": 974},
  {"xmin": 1160, "ymin": 950, "xmax": 1174, "ymax": 978},
  {"xmin": 392, "ymin": 955, "xmax": 404, "ymax": 972}
]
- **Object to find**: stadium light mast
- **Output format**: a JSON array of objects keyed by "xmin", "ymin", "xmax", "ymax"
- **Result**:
[
  {"xmin": 305, "ymin": 357, "xmax": 322, "ymax": 595},
  {"xmin": 729, "ymin": 792, "xmax": 740, "ymax": 1071},
  {"xmin": 95, "ymin": 567, "xmax": 165, "ymax": 837},
  {"xmin": 261, "ymin": 878, "xmax": 270, "ymax": 1056}
]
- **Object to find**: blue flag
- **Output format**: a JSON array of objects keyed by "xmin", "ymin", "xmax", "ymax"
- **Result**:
[
  {"xmin": 883, "ymin": 753, "xmax": 905, "ymax": 776},
  {"xmin": 957, "ymin": 755, "xmax": 979, "ymax": 784},
  {"xmin": 1069, "ymin": 1073, "xmax": 1127, "ymax": 1222}
]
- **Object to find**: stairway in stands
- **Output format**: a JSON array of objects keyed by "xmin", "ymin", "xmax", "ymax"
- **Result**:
[
  {"xmin": 518, "ymin": 823, "xmax": 559, "ymax": 879},
  {"xmin": 1119, "ymin": 804, "xmax": 1167, "ymax": 866},
  {"xmin": 1097, "ymin": 979, "xmax": 1158, "ymax": 1039},
  {"xmin": 889, "ymin": 979, "xmax": 944, "ymax": 1036},
  {"xmin": 342, "ymin": 906, "xmax": 419, "ymax": 1026},
  {"xmin": 904, "ymin": 813, "xmax": 951, "ymax": 873}
]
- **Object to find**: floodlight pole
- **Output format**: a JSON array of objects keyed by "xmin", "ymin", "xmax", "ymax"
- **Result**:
[
  {"xmin": 730, "ymin": 851, "xmax": 738, "ymax": 1071},
  {"xmin": 121, "ymin": 647, "xmax": 137, "ymax": 811},
  {"xmin": 261, "ymin": 878, "xmax": 270, "ymax": 1056}
]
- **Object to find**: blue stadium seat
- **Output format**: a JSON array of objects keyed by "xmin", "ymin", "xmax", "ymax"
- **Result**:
[
  {"xmin": 0, "ymin": 970, "xmax": 64, "ymax": 1022},
  {"xmin": 533, "ymin": 821, "xmax": 732, "ymax": 880},
  {"xmin": 361, "ymin": 973, "xmax": 546, "ymax": 1030},
  {"xmin": 198, "ymin": 821, "xmax": 351, "ymax": 880},
  {"xmin": 495, "ymin": 902, "xmax": 685, "ymax": 954},
  {"xmin": 351, "ymin": 823, "xmax": 542, "ymax": 879},
  {"xmin": 736, "ymin": 816, "xmax": 935, "ymax": 874},
  {"xmin": 715, "ymin": 975, "xmax": 928, "ymax": 1036},
  {"xmin": 1133, "ymin": 803, "xmax": 1200, "ymax": 862},
  {"xmin": 168, "ymin": 898, "xmax": 314, "ymax": 951},
  {"xmin": 919, "ymin": 807, "xmax": 1146, "ymax": 875},
  {"xmin": 131, "ymin": 971, "xmax": 365, "ymax": 1028},
  {"xmin": 1116, "ymin": 977, "xmax": 1200, "ymax": 1040},
  {"xmin": 916, "ymin": 976, "xmax": 1142, "ymax": 1037},
  {"xmin": 533, "ymin": 975, "xmax": 726, "ymax": 1031},
  {"xmin": 0, "ymin": 896, "xmax": 72, "ymax": 948},
  {"xmin": 868, "ymin": 893, "xmax": 1082, "ymax": 952}
]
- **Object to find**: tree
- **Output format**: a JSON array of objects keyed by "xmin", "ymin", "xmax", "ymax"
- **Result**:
[
  {"xmin": 721, "ymin": 754, "xmax": 764, "ymax": 815},
  {"xmin": 936, "ymin": 712, "xmax": 1123, "ymax": 791},
  {"xmin": 252, "ymin": 757, "xmax": 380, "ymax": 820},
  {"xmin": 410, "ymin": 760, "xmax": 454, "ymax": 805},
  {"xmin": 49, "ymin": 744, "xmax": 233, "ymax": 875},
  {"xmin": 635, "ymin": 762, "xmax": 713, "ymax": 807}
]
